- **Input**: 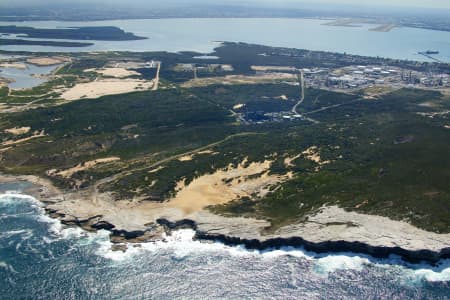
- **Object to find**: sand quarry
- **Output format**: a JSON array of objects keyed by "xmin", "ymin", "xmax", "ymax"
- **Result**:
[
  {"xmin": 61, "ymin": 67, "xmax": 154, "ymax": 100},
  {"xmin": 61, "ymin": 78, "xmax": 153, "ymax": 101}
]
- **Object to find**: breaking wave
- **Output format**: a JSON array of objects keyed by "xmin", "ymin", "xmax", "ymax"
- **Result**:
[{"xmin": 2, "ymin": 192, "xmax": 450, "ymax": 284}]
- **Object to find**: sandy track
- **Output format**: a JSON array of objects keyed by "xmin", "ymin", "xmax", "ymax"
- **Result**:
[{"xmin": 48, "ymin": 157, "xmax": 121, "ymax": 178}]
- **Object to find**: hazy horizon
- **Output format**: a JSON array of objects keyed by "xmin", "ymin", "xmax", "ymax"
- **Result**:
[{"xmin": 1, "ymin": 0, "xmax": 450, "ymax": 10}]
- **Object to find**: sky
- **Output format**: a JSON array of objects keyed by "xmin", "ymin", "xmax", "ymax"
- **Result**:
[
  {"xmin": 1, "ymin": 0, "xmax": 450, "ymax": 10},
  {"xmin": 259, "ymin": 0, "xmax": 450, "ymax": 9}
]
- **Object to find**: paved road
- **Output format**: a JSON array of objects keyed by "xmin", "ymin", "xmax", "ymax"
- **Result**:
[
  {"xmin": 291, "ymin": 71, "xmax": 305, "ymax": 114},
  {"xmin": 303, "ymin": 97, "xmax": 373, "ymax": 116},
  {"xmin": 152, "ymin": 62, "xmax": 161, "ymax": 91}
]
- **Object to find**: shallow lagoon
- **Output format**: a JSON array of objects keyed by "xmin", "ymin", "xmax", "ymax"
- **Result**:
[{"xmin": 0, "ymin": 63, "xmax": 59, "ymax": 89}]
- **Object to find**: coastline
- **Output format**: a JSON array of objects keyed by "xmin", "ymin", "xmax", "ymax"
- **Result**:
[{"xmin": 1, "ymin": 172, "xmax": 449, "ymax": 264}]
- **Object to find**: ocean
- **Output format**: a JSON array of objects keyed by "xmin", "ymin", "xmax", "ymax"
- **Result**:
[{"xmin": 1, "ymin": 183, "xmax": 449, "ymax": 299}]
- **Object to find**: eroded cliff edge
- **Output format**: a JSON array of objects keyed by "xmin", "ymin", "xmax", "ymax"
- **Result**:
[{"xmin": 2, "ymin": 173, "xmax": 449, "ymax": 264}]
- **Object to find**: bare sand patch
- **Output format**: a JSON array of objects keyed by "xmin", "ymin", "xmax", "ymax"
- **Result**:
[
  {"xmin": 284, "ymin": 153, "xmax": 302, "ymax": 167},
  {"xmin": 182, "ymin": 73, "xmax": 296, "ymax": 88},
  {"xmin": 26, "ymin": 57, "xmax": 67, "ymax": 66},
  {"xmin": 2, "ymin": 130, "xmax": 46, "ymax": 146},
  {"xmin": 4, "ymin": 126, "xmax": 31, "ymax": 135},
  {"xmin": 302, "ymin": 146, "xmax": 330, "ymax": 168},
  {"xmin": 86, "ymin": 68, "xmax": 140, "ymax": 78},
  {"xmin": 0, "ymin": 62, "xmax": 27, "ymax": 69},
  {"xmin": 148, "ymin": 166, "xmax": 164, "ymax": 174},
  {"xmin": 48, "ymin": 157, "xmax": 121, "ymax": 178},
  {"xmin": 61, "ymin": 79, "xmax": 153, "ymax": 101},
  {"xmin": 178, "ymin": 155, "xmax": 194, "ymax": 162},
  {"xmin": 168, "ymin": 159, "xmax": 286, "ymax": 214},
  {"xmin": 197, "ymin": 150, "xmax": 218, "ymax": 155},
  {"xmin": 251, "ymin": 66, "xmax": 297, "ymax": 72}
]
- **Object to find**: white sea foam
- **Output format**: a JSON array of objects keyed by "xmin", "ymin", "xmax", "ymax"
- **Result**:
[
  {"xmin": 0, "ymin": 261, "xmax": 17, "ymax": 273},
  {"xmin": 0, "ymin": 193, "xmax": 41, "ymax": 206},
  {"xmin": 260, "ymin": 246, "xmax": 311, "ymax": 259},
  {"xmin": 312, "ymin": 254, "xmax": 370, "ymax": 276},
  {"xmin": 94, "ymin": 229, "xmax": 258, "ymax": 262},
  {"xmin": 401, "ymin": 260, "xmax": 450, "ymax": 283},
  {"xmin": 2, "ymin": 192, "xmax": 449, "ymax": 283},
  {"xmin": 411, "ymin": 267, "xmax": 450, "ymax": 282},
  {"xmin": 91, "ymin": 228, "xmax": 450, "ymax": 283},
  {"xmin": 104, "ymin": 229, "xmax": 450, "ymax": 284},
  {"xmin": 0, "ymin": 229, "xmax": 30, "ymax": 238}
]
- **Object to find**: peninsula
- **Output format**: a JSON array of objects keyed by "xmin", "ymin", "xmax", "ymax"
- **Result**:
[{"xmin": 1, "ymin": 43, "xmax": 449, "ymax": 263}]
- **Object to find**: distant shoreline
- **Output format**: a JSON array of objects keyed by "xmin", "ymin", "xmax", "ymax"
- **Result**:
[{"xmin": 0, "ymin": 16, "xmax": 448, "ymax": 33}]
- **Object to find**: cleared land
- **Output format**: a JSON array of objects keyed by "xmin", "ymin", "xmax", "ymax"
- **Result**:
[
  {"xmin": 61, "ymin": 79, "xmax": 153, "ymax": 100},
  {"xmin": 26, "ymin": 57, "xmax": 69, "ymax": 66},
  {"xmin": 85, "ymin": 67, "xmax": 140, "ymax": 78},
  {"xmin": 181, "ymin": 73, "xmax": 296, "ymax": 88}
]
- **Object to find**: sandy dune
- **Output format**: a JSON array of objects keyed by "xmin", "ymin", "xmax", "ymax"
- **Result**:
[
  {"xmin": 178, "ymin": 155, "xmax": 194, "ymax": 161},
  {"xmin": 284, "ymin": 153, "xmax": 302, "ymax": 167},
  {"xmin": 4, "ymin": 127, "xmax": 31, "ymax": 135},
  {"xmin": 168, "ymin": 159, "xmax": 284, "ymax": 214},
  {"xmin": 302, "ymin": 146, "xmax": 330, "ymax": 165},
  {"xmin": 45, "ymin": 159, "xmax": 289, "ymax": 231}
]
